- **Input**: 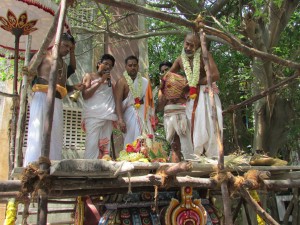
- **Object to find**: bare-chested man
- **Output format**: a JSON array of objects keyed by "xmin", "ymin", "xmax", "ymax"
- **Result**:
[
  {"xmin": 24, "ymin": 33, "xmax": 83, "ymax": 166},
  {"xmin": 169, "ymin": 33, "xmax": 223, "ymax": 158},
  {"xmin": 81, "ymin": 54, "xmax": 117, "ymax": 159},
  {"xmin": 114, "ymin": 55, "xmax": 155, "ymax": 147}
]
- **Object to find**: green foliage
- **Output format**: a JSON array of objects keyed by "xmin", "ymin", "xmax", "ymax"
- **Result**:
[
  {"xmin": 0, "ymin": 58, "xmax": 15, "ymax": 81},
  {"xmin": 211, "ymin": 41, "xmax": 254, "ymax": 153},
  {"xmin": 147, "ymin": 18, "xmax": 184, "ymax": 83}
]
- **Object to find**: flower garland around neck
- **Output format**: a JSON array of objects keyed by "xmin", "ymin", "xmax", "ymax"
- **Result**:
[
  {"xmin": 123, "ymin": 71, "xmax": 143, "ymax": 109},
  {"xmin": 181, "ymin": 47, "xmax": 201, "ymax": 99}
]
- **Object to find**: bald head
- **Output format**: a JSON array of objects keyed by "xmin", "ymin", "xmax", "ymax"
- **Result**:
[{"xmin": 183, "ymin": 33, "xmax": 200, "ymax": 56}]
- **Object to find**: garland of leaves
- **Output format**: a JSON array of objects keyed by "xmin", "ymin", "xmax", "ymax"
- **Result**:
[
  {"xmin": 123, "ymin": 71, "xmax": 143, "ymax": 108},
  {"xmin": 181, "ymin": 48, "xmax": 201, "ymax": 99}
]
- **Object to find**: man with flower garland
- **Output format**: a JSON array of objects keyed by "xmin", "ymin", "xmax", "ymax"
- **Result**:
[
  {"xmin": 169, "ymin": 33, "xmax": 223, "ymax": 158},
  {"xmin": 114, "ymin": 55, "xmax": 155, "ymax": 147}
]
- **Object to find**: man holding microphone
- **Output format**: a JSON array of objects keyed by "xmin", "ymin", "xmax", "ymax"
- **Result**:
[{"xmin": 81, "ymin": 54, "xmax": 117, "ymax": 159}]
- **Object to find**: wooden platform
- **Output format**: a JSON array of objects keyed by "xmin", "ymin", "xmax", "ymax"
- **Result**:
[{"xmin": 2, "ymin": 158, "xmax": 298, "ymax": 200}]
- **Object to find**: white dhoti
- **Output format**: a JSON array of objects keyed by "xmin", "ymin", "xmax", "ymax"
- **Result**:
[
  {"xmin": 122, "ymin": 77, "xmax": 154, "ymax": 147},
  {"xmin": 24, "ymin": 92, "xmax": 63, "ymax": 166},
  {"xmin": 83, "ymin": 82, "xmax": 117, "ymax": 159},
  {"xmin": 164, "ymin": 104, "xmax": 196, "ymax": 160},
  {"xmin": 122, "ymin": 95, "xmax": 153, "ymax": 147},
  {"xmin": 186, "ymin": 85, "xmax": 223, "ymax": 158},
  {"xmin": 83, "ymin": 119, "xmax": 113, "ymax": 159}
]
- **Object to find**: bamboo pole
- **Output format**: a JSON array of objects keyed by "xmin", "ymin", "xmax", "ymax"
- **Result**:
[
  {"xmin": 37, "ymin": 1, "xmax": 68, "ymax": 224},
  {"xmin": 40, "ymin": 1, "xmax": 67, "ymax": 169},
  {"xmin": 199, "ymin": 29, "xmax": 233, "ymax": 224},
  {"xmin": 240, "ymin": 187, "xmax": 279, "ymax": 225},
  {"xmin": 15, "ymin": 35, "xmax": 32, "ymax": 168}
]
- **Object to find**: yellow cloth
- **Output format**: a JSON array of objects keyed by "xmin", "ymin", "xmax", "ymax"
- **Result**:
[
  {"xmin": 32, "ymin": 83, "xmax": 67, "ymax": 98},
  {"xmin": 249, "ymin": 190, "xmax": 265, "ymax": 225}
]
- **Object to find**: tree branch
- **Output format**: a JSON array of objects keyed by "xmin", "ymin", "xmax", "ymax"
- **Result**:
[
  {"xmin": 97, "ymin": 0, "xmax": 300, "ymax": 69},
  {"xmin": 223, "ymin": 70, "xmax": 300, "ymax": 114},
  {"xmin": 240, "ymin": 187, "xmax": 280, "ymax": 225},
  {"xmin": 209, "ymin": 0, "xmax": 231, "ymax": 15}
]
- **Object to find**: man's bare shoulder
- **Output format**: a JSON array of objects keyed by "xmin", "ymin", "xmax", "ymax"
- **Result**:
[
  {"xmin": 115, "ymin": 76, "xmax": 127, "ymax": 87},
  {"xmin": 84, "ymin": 72, "xmax": 97, "ymax": 79},
  {"xmin": 169, "ymin": 56, "xmax": 182, "ymax": 73}
]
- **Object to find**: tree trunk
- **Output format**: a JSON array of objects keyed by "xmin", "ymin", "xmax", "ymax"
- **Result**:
[
  {"xmin": 250, "ymin": 0, "xmax": 299, "ymax": 156},
  {"xmin": 137, "ymin": 0, "xmax": 149, "ymax": 79}
]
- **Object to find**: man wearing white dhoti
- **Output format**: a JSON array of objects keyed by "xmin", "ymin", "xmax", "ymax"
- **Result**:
[
  {"xmin": 114, "ymin": 55, "xmax": 155, "ymax": 147},
  {"xmin": 169, "ymin": 33, "xmax": 223, "ymax": 158},
  {"xmin": 82, "ymin": 54, "xmax": 118, "ymax": 159},
  {"xmin": 157, "ymin": 72, "xmax": 197, "ymax": 162},
  {"xmin": 24, "ymin": 33, "xmax": 84, "ymax": 166}
]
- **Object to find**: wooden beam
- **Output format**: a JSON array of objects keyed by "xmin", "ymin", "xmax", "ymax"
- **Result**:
[
  {"xmin": 0, "ymin": 181, "xmax": 21, "ymax": 192},
  {"xmin": 3, "ymin": 178, "xmax": 300, "ymax": 194}
]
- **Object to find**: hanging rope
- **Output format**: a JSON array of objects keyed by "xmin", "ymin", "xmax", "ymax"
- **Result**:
[{"xmin": 18, "ymin": 157, "xmax": 52, "ymax": 201}]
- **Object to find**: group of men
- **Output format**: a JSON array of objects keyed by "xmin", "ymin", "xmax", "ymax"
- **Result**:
[{"xmin": 23, "ymin": 32, "xmax": 223, "ymax": 166}]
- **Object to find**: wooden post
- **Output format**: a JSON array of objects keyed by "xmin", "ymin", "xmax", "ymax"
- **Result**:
[
  {"xmin": 9, "ymin": 28, "xmax": 23, "ymax": 178},
  {"xmin": 232, "ymin": 198, "xmax": 243, "ymax": 223},
  {"xmin": 242, "ymin": 199, "xmax": 252, "ymax": 225},
  {"xmin": 15, "ymin": 35, "xmax": 32, "ymax": 167},
  {"xmin": 37, "ymin": 1, "xmax": 68, "ymax": 224},
  {"xmin": 199, "ymin": 29, "xmax": 233, "ymax": 224},
  {"xmin": 22, "ymin": 197, "xmax": 30, "ymax": 225},
  {"xmin": 40, "ymin": 0, "xmax": 68, "ymax": 167},
  {"xmin": 292, "ymin": 188, "xmax": 299, "ymax": 225},
  {"xmin": 283, "ymin": 196, "xmax": 294, "ymax": 225}
]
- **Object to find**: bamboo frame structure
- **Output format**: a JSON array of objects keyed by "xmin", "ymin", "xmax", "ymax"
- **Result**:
[{"xmin": 1, "ymin": 1, "xmax": 300, "ymax": 225}]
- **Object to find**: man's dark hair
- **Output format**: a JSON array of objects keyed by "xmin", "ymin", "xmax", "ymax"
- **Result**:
[
  {"xmin": 61, "ymin": 32, "xmax": 76, "ymax": 45},
  {"xmin": 96, "ymin": 53, "xmax": 115, "ymax": 70},
  {"xmin": 125, "ymin": 55, "xmax": 138, "ymax": 65},
  {"xmin": 159, "ymin": 61, "xmax": 173, "ymax": 72}
]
